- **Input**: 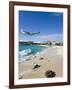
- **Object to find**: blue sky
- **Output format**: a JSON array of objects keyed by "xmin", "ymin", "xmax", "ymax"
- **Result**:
[{"xmin": 19, "ymin": 11, "xmax": 63, "ymax": 42}]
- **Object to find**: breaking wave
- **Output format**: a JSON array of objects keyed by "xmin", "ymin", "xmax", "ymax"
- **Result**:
[
  {"xmin": 19, "ymin": 44, "xmax": 47, "ymax": 62},
  {"xmin": 19, "ymin": 49, "xmax": 33, "ymax": 62}
]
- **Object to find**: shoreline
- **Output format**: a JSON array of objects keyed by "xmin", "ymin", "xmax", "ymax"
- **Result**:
[
  {"xmin": 19, "ymin": 45, "xmax": 62, "ymax": 63},
  {"xmin": 19, "ymin": 46, "xmax": 63, "ymax": 79}
]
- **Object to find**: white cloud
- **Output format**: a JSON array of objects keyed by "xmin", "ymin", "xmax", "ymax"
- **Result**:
[{"xmin": 36, "ymin": 34, "xmax": 63, "ymax": 42}]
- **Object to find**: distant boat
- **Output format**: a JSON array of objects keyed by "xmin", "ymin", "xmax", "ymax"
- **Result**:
[{"xmin": 21, "ymin": 29, "xmax": 40, "ymax": 36}]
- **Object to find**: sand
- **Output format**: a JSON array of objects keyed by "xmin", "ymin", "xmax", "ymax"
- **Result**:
[{"xmin": 19, "ymin": 46, "xmax": 63, "ymax": 79}]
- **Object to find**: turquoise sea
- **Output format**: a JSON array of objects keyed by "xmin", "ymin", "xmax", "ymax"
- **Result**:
[{"xmin": 19, "ymin": 43, "xmax": 47, "ymax": 62}]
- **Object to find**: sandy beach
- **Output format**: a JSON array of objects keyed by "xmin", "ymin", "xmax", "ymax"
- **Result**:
[{"xmin": 19, "ymin": 46, "xmax": 63, "ymax": 79}]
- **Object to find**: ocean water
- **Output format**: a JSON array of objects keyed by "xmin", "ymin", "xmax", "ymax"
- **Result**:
[{"xmin": 19, "ymin": 43, "xmax": 47, "ymax": 62}]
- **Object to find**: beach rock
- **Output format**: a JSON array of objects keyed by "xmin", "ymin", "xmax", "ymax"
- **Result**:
[
  {"xmin": 39, "ymin": 57, "xmax": 44, "ymax": 60},
  {"xmin": 45, "ymin": 70, "xmax": 56, "ymax": 78},
  {"xmin": 19, "ymin": 75, "xmax": 23, "ymax": 79},
  {"xmin": 34, "ymin": 56, "xmax": 37, "ymax": 58},
  {"xmin": 33, "ymin": 64, "xmax": 41, "ymax": 69}
]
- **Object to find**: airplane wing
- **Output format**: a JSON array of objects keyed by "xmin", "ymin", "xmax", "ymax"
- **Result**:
[
  {"xmin": 31, "ymin": 32, "xmax": 40, "ymax": 35},
  {"xmin": 23, "ymin": 31, "xmax": 30, "ymax": 34}
]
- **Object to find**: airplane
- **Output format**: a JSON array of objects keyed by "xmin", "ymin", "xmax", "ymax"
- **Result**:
[{"xmin": 21, "ymin": 29, "xmax": 40, "ymax": 35}]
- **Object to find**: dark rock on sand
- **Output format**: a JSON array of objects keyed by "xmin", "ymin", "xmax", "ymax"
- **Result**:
[
  {"xmin": 34, "ymin": 56, "xmax": 37, "ymax": 58},
  {"xmin": 45, "ymin": 70, "xmax": 56, "ymax": 78},
  {"xmin": 19, "ymin": 75, "xmax": 23, "ymax": 79},
  {"xmin": 33, "ymin": 64, "xmax": 41, "ymax": 69},
  {"xmin": 40, "ymin": 57, "xmax": 44, "ymax": 60}
]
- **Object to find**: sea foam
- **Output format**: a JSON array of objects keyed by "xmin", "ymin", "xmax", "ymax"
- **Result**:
[{"xmin": 19, "ymin": 49, "xmax": 33, "ymax": 62}]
